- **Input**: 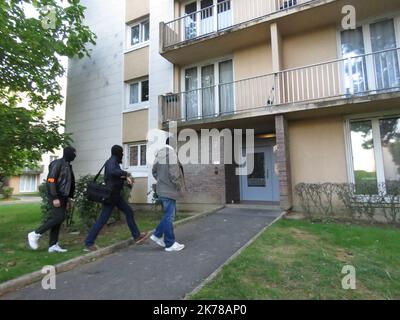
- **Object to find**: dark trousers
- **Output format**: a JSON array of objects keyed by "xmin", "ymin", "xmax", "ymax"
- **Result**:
[
  {"xmin": 36, "ymin": 198, "xmax": 68, "ymax": 247},
  {"xmin": 85, "ymin": 196, "xmax": 141, "ymax": 247}
]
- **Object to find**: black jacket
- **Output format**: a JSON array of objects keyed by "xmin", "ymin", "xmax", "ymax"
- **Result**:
[
  {"xmin": 104, "ymin": 155, "xmax": 128, "ymax": 194},
  {"xmin": 47, "ymin": 158, "xmax": 75, "ymax": 199}
]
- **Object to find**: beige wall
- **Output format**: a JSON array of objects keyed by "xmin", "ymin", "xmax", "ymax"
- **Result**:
[
  {"xmin": 233, "ymin": 43, "xmax": 273, "ymax": 111},
  {"xmin": 8, "ymin": 177, "xmax": 20, "ymax": 194},
  {"xmin": 234, "ymin": 43, "xmax": 272, "ymax": 79},
  {"xmin": 289, "ymin": 116, "xmax": 348, "ymax": 206},
  {"xmin": 124, "ymin": 46, "xmax": 149, "ymax": 81},
  {"xmin": 126, "ymin": 0, "xmax": 149, "ymax": 23},
  {"xmin": 123, "ymin": 109, "xmax": 149, "ymax": 143},
  {"xmin": 282, "ymin": 25, "xmax": 338, "ymax": 69},
  {"xmin": 129, "ymin": 177, "xmax": 148, "ymax": 203}
]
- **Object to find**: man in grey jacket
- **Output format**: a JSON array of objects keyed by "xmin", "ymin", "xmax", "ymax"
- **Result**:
[{"xmin": 151, "ymin": 137, "xmax": 185, "ymax": 252}]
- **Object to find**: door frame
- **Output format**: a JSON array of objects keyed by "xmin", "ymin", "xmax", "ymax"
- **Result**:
[{"xmin": 239, "ymin": 140, "xmax": 280, "ymax": 202}]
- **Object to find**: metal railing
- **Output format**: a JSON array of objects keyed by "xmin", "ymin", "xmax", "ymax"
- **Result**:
[
  {"xmin": 161, "ymin": 47, "xmax": 400, "ymax": 123},
  {"xmin": 163, "ymin": 0, "xmax": 314, "ymax": 48}
]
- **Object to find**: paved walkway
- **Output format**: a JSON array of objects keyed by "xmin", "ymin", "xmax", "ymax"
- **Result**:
[
  {"xmin": 0, "ymin": 197, "xmax": 41, "ymax": 206},
  {"xmin": 2, "ymin": 207, "xmax": 281, "ymax": 300}
]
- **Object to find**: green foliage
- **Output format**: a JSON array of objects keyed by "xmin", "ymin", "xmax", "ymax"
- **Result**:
[
  {"xmin": 1, "ymin": 187, "xmax": 14, "ymax": 199},
  {"xmin": 39, "ymin": 175, "xmax": 131, "ymax": 231},
  {"xmin": 0, "ymin": 0, "xmax": 96, "ymax": 180},
  {"xmin": 296, "ymin": 182, "xmax": 400, "ymax": 225},
  {"xmin": 39, "ymin": 181, "xmax": 74, "ymax": 229}
]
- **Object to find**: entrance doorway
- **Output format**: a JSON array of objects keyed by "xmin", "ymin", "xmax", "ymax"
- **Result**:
[{"xmin": 240, "ymin": 144, "xmax": 279, "ymax": 202}]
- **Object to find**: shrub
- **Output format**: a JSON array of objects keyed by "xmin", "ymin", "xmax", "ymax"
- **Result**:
[
  {"xmin": 39, "ymin": 182, "xmax": 74, "ymax": 230},
  {"xmin": 39, "ymin": 175, "xmax": 131, "ymax": 232},
  {"xmin": 2, "ymin": 187, "xmax": 14, "ymax": 199},
  {"xmin": 295, "ymin": 182, "xmax": 400, "ymax": 225}
]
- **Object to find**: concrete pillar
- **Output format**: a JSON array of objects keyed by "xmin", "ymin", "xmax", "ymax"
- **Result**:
[
  {"xmin": 275, "ymin": 115, "xmax": 293, "ymax": 211},
  {"xmin": 270, "ymin": 22, "xmax": 282, "ymax": 73}
]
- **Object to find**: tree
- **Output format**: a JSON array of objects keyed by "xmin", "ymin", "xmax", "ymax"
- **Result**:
[{"xmin": 0, "ymin": 0, "xmax": 96, "ymax": 186}]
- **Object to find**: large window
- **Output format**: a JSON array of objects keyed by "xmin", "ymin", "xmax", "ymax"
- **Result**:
[
  {"xmin": 348, "ymin": 115, "xmax": 400, "ymax": 194},
  {"xmin": 183, "ymin": 0, "xmax": 232, "ymax": 41},
  {"xmin": 126, "ymin": 78, "xmax": 149, "ymax": 111},
  {"xmin": 183, "ymin": 58, "xmax": 234, "ymax": 119},
  {"xmin": 19, "ymin": 175, "xmax": 38, "ymax": 193},
  {"xmin": 340, "ymin": 17, "xmax": 400, "ymax": 95},
  {"xmin": 127, "ymin": 18, "xmax": 149, "ymax": 50}
]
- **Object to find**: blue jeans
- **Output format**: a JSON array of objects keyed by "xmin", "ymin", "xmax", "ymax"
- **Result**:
[
  {"xmin": 85, "ymin": 196, "xmax": 141, "ymax": 247},
  {"xmin": 154, "ymin": 197, "xmax": 176, "ymax": 248}
]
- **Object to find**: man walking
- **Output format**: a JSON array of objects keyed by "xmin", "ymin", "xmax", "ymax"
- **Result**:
[
  {"xmin": 151, "ymin": 137, "xmax": 186, "ymax": 252},
  {"xmin": 28, "ymin": 147, "xmax": 77, "ymax": 253},
  {"xmin": 84, "ymin": 145, "xmax": 149, "ymax": 251}
]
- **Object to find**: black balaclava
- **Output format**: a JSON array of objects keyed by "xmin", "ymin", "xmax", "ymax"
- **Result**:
[
  {"xmin": 111, "ymin": 145, "xmax": 124, "ymax": 164},
  {"xmin": 63, "ymin": 147, "xmax": 76, "ymax": 163}
]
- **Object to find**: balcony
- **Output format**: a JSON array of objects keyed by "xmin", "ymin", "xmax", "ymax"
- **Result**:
[
  {"xmin": 160, "ymin": 0, "xmax": 335, "ymax": 64},
  {"xmin": 163, "ymin": 0, "xmax": 313, "ymax": 47},
  {"xmin": 161, "ymin": 47, "xmax": 400, "ymax": 124}
]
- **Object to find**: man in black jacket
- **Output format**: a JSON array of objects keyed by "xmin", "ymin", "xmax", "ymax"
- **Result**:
[
  {"xmin": 84, "ymin": 145, "xmax": 150, "ymax": 251},
  {"xmin": 28, "ymin": 147, "xmax": 76, "ymax": 253}
]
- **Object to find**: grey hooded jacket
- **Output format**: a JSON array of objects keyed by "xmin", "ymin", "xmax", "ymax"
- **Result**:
[{"xmin": 152, "ymin": 146, "xmax": 185, "ymax": 200}]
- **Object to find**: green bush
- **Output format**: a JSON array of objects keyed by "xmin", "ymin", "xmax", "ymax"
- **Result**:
[
  {"xmin": 2, "ymin": 186, "xmax": 14, "ymax": 199},
  {"xmin": 39, "ymin": 175, "xmax": 131, "ymax": 232},
  {"xmin": 39, "ymin": 182, "xmax": 74, "ymax": 230}
]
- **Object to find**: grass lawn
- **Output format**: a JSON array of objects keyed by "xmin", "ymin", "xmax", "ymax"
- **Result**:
[
  {"xmin": 0, "ymin": 203, "xmax": 189, "ymax": 284},
  {"xmin": 191, "ymin": 219, "xmax": 400, "ymax": 300}
]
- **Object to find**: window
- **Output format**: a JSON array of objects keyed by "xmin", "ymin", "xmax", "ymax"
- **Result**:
[
  {"xmin": 127, "ymin": 18, "xmax": 150, "ymax": 49},
  {"xmin": 126, "ymin": 144, "xmax": 147, "ymax": 168},
  {"xmin": 183, "ymin": 0, "xmax": 232, "ymax": 40},
  {"xmin": 126, "ymin": 78, "xmax": 149, "ymax": 110},
  {"xmin": 183, "ymin": 58, "xmax": 234, "ymax": 119},
  {"xmin": 347, "ymin": 115, "xmax": 400, "ymax": 195},
  {"xmin": 20, "ymin": 175, "xmax": 37, "ymax": 193},
  {"xmin": 340, "ymin": 17, "xmax": 400, "ymax": 95}
]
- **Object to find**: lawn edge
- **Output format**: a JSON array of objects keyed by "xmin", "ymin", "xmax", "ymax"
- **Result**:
[
  {"xmin": 0, "ymin": 205, "xmax": 224, "ymax": 298},
  {"xmin": 183, "ymin": 211, "xmax": 285, "ymax": 300}
]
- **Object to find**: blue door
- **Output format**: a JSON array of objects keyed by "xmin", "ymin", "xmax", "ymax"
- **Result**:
[{"xmin": 240, "ymin": 145, "xmax": 279, "ymax": 202}]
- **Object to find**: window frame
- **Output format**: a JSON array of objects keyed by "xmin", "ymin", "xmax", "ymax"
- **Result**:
[
  {"xmin": 344, "ymin": 111, "xmax": 400, "ymax": 196},
  {"xmin": 124, "ymin": 143, "xmax": 148, "ymax": 177},
  {"xmin": 181, "ymin": 56, "xmax": 235, "ymax": 120},
  {"xmin": 336, "ymin": 14, "xmax": 400, "ymax": 94},
  {"xmin": 125, "ymin": 77, "xmax": 149, "ymax": 112},
  {"xmin": 126, "ymin": 17, "xmax": 150, "ymax": 52},
  {"xmin": 177, "ymin": 0, "xmax": 235, "ymax": 41}
]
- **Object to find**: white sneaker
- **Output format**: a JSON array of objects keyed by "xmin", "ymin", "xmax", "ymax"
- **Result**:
[
  {"xmin": 150, "ymin": 234, "xmax": 165, "ymax": 247},
  {"xmin": 28, "ymin": 231, "xmax": 41, "ymax": 250},
  {"xmin": 48, "ymin": 243, "xmax": 68, "ymax": 253},
  {"xmin": 165, "ymin": 242, "xmax": 185, "ymax": 252}
]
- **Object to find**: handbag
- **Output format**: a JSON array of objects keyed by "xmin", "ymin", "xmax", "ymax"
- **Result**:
[{"xmin": 87, "ymin": 163, "xmax": 114, "ymax": 204}]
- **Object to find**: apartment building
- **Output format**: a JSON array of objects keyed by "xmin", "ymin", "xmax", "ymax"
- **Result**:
[{"xmin": 66, "ymin": 0, "xmax": 400, "ymax": 210}]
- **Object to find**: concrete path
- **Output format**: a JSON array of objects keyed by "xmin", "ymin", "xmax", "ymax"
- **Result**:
[
  {"xmin": 2, "ymin": 207, "xmax": 281, "ymax": 300},
  {"xmin": 0, "ymin": 197, "xmax": 41, "ymax": 206}
]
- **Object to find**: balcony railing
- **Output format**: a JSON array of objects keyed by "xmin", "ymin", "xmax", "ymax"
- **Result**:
[
  {"xmin": 161, "ymin": 47, "xmax": 400, "ymax": 123},
  {"xmin": 162, "ymin": 0, "xmax": 314, "ymax": 49}
]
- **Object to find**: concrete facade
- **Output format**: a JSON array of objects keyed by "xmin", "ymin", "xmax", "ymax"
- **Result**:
[{"xmin": 66, "ymin": 0, "xmax": 400, "ymax": 210}]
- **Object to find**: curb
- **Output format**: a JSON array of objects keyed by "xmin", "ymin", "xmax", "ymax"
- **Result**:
[
  {"xmin": 0, "ymin": 205, "xmax": 225, "ymax": 298},
  {"xmin": 183, "ymin": 211, "xmax": 285, "ymax": 300}
]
